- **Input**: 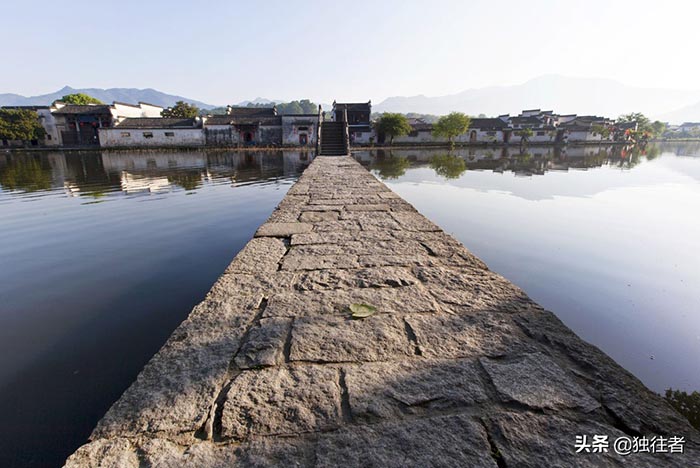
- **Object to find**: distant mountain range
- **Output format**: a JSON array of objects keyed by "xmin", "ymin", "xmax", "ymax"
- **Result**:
[
  {"xmin": 3, "ymin": 76, "xmax": 700, "ymax": 123},
  {"xmin": 0, "ymin": 86, "xmax": 217, "ymax": 110},
  {"xmin": 373, "ymin": 76, "xmax": 700, "ymax": 123}
]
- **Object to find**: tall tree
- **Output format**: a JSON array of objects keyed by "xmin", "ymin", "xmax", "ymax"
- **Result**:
[
  {"xmin": 277, "ymin": 101, "xmax": 304, "ymax": 115},
  {"xmin": 57, "ymin": 93, "xmax": 103, "ymax": 105},
  {"xmin": 0, "ymin": 109, "xmax": 46, "ymax": 141},
  {"xmin": 376, "ymin": 113, "xmax": 412, "ymax": 145},
  {"xmin": 433, "ymin": 112, "xmax": 471, "ymax": 145},
  {"xmin": 162, "ymin": 101, "xmax": 199, "ymax": 118}
]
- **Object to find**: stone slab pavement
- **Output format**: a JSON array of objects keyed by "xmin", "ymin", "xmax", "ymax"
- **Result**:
[{"xmin": 65, "ymin": 156, "xmax": 700, "ymax": 467}]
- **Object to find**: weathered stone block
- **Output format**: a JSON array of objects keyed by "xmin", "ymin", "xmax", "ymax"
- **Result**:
[
  {"xmin": 390, "ymin": 211, "xmax": 442, "ymax": 232},
  {"xmin": 406, "ymin": 312, "xmax": 536, "ymax": 359},
  {"xmin": 481, "ymin": 353, "xmax": 600, "ymax": 411},
  {"xmin": 291, "ymin": 230, "xmax": 394, "ymax": 245},
  {"xmin": 299, "ymin": 211, "xmax": 340, "ymax": 223},
  {"xmin": 289, "ymin": 315, "xmax": 413, "ymax": 362},
  {"xmin": 315, "ymin": 414, "xmax": 498, "ymax": 468},
  {"xmin": 485, "ymin": 412, "xmax": 671, "ymax": 468},
  {"xmin": 235, "ymin": 317, "xmax": 291, "ymax": 369},
  {"xmin": 294, "ymin": 267, "xmax": 417, "ymax": 291},
  {"xmin": 222, "ymin": 365, "xmax": 342, "ymax": 439},
  {"xmin": 413, "ymin": 266, "xmax": 535, "ymax": 312},
  {"xmin": 225, "ymin": 237, "xmax": 288, "ymax": 274},
  {"xmin": 344, "ymin": 203, "xmax": 390, "ymax": 212},
  {"xmin": 344, "ymin": 359, "xmax": 488, "ymax": 422},
  {"xmin": 255, "ymin": 222, "xmax": 313, "ymax": 237},
  {"xmin": 64, "ymin": 438, "xmax": 139, "ymax": 468}
]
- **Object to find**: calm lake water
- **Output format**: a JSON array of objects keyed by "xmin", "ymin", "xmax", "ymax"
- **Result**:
[
  {"xmin": 1, "ymin": 144, "xmax": 699, "ymax": 466},
  {"xmin": 355, "ymin": 143, "xmax": 700, "ymax": 393},
  {"xmin": 0, "ymin": 149, "xmax": 313, "ymax": 467}
]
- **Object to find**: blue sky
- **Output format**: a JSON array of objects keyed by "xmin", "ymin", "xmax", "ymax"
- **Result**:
[{"xmin": 3, "ymin": 0, "xmax": 699, "ymax": 105}]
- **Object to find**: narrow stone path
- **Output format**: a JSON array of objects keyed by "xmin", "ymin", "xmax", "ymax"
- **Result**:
[{"xmin": 66, "ymin": 156, "xmax": 699, "ymax": 467}]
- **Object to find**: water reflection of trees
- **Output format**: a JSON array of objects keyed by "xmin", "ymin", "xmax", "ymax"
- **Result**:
[
  {"xmin": 371, "ymin": 150, "xmax": 411, "ymax": 179},
  {"xmin": 665, "ymin": 388, "xmax": 700, "ymax": 430},
  {"xmin": 363, "ymin": 144, "xmax": 671, "ymax": 179},
  {"xmin": 0, "ymin": 155, "xmax": 52, "ymax": 192},
  {"xmin": 429, "ymin": 154, "xmax": 467, "ymax": 179},
  {"xmin": 167, "ymin": 171, "xmax": 202, "ymax": 191}
]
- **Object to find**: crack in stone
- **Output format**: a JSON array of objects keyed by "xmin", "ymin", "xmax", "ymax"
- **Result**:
[
  {"xmin": 403, "ymin": 318, "xmax": 422, "ymax": 356},
  {"xmin": 283, "ymin": 318, "xmax": 295, "ymax": 362},
  {"xmin": 480, "ymin": 419, "xmax": 508, "ymax": 468},
  {"xmin": 338, "ymin": 368, "xmax": 353, "ymax": 424}
]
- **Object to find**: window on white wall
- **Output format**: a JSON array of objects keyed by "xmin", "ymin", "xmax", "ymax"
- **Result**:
[
  {"xmin": 143, "ymin": 132, "xmax": 154, "ymax": 138},
  {"xmin": 164, "ymin": 132, "xmax": 175, "ymax": 137},
  {"xmin": 121, "ymin": 132, "xmax": 131, "ymax": 137}
]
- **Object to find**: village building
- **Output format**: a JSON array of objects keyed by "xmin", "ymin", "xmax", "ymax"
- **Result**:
[
  {"xmin": 98, "ymin": 117, "xmax": 204, "ymax": 148},
  {"xmin": 458, "ymin": 118, "xmax": 512, "ymax": 144},
  {"xmin": 281, "ymin": 114, "xmax": 318, "ymax": 146},
  {"xmin": 332, "ymin": 101, "xmax": 372, "ymax": 144},
  {"xmin": 203, "ymin": 106, "xmax": 281, "ymax": 146},
  {"xmin": 203, "ymin": 106, "xmax": 318, "ymax": 147},
  {"xmin": 391, "ymin": 118, "xmax": 436, "ymax": 144},
  {"xmin": 50, "ymin": 103, "xmax": 113, "ymax": 146},
  {"xmin": 109, "ymin": 102, "xmax": 164, "ymax": 124},
  {"xmin": 48, "ymin": 101, "xmax": 164, "ymax": 146}
]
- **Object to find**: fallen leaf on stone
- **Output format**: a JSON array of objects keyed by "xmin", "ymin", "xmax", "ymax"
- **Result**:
[{"xmin": 349, "ymin": 303, "xmax": 376, "ymax": 319}]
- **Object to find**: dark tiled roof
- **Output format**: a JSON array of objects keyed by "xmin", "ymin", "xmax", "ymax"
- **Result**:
[
  {"xmin": 469, "ymin": 118, "xmax": 509, "ymax": 130},
  {"xmin": 52, "ymin": 104, "xmax": 112, "ymax": 115},
  {"xmin": 333, "ymin": 102, "xmax": 371, "ymax": 112},
  {"xmin": 227, "ymin": 107, "xmax": 277, "ymax": 117},
  {"xmin": 205, "ymin": 115, "xmax": 281, "ymax": 126},
  {"xmin": 510, "ymin": 116, "xmax": 542, "ymax": 125},
  {"xmin": 204, "ymin": 115, "xmax": 236, "ymax": 126},
  {"xmin": 407, "ymin": 118, "xmax": 433, "ymax": 131},
  {"xmin": 1, "ymin": 105, "xmax": 50, "ymax": 110},
  {"xmin": 115, "ymin": 118, "xmax": 198, "ymax": 129}
]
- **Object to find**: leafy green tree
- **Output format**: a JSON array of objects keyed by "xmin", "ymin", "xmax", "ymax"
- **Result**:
[
  {"xmin": 278, "ymin": 101, "xmax": 304, "ymax": 115},
  {"xmin": 651, "ymin": 121, "xmax": 667, "ymax": 138},
  {"xmin": 0, "ymin": 109, "xmax": 46, "ymax": 141},
  {"xmin": 162, "ymin": 101, "xmax": 199, "ymax": 118},
  {"xmin": 618, "ymin": 112, "xmax": 650, "ymax": 130},
  {"xmin": 376, "ymin": 113, "xmax": 412, "ymax": 145},
  {"xmin": 276, "ymin": 100, "xmax": 318, "ymax": 115},
  {"xmin": 430, "ymin": 154, "xmax": 467, "ymax": 179},
  {"xmin": 433, "ymin": 112, "xmax": 471, "ymax": 145},
  {"xmin": 57, "ymin": 93, "xmax": 103, "ymax": 105},
  {"xmin": 617, "ymin": 112, "xmax": 665, "ymax": 138}
]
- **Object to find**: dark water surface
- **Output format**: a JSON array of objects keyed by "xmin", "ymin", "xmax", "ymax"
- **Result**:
[
  {"xmin": 0, "ymin": 149, "xmax": 313, "ymax": 467},
  {"xmin": 355, "ymin": 143, "xmax": 700, "ymax": 395}
]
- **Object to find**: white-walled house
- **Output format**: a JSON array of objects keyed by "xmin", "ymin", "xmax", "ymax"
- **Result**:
[
  {"xmin": 281, "ymin": 115, "xmax": 318, "ymax": 146},
  {"xmin": 99, "ymin": 118, "xmax": 204, "ymax": 147},
  {"xmin": 110, "ymin": 102, "xmax": 164, "ymax": 123}
]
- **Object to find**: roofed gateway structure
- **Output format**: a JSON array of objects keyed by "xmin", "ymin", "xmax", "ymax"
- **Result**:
[{"xmin": 332, "ymin": 101, "xmax": 372, "ymax": 144}]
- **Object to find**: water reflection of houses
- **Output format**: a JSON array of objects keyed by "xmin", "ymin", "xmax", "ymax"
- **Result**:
[{"xmin": 355, "ymin": 144, "xmax": 637, "ymax": 178}]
